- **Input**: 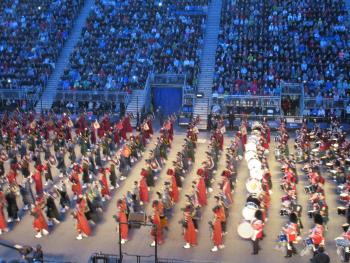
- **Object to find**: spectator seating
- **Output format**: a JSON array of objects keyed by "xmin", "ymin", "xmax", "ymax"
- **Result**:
[
  {"xmin": 59, "ymin": 0, "xmax": 207, "ymax": 93},
  {"xmin": 0, "ymin": 0, "xmax": 84, "ymax": 94}
]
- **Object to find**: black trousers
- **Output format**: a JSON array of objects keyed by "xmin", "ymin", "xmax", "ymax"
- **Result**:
[
  {"xmin": 252, "ymin": 238, "xmax": 260, "ymax": 254},
  {"xmin": 286, "ymin": 242, "xmax": 297, "ymax": 256}
]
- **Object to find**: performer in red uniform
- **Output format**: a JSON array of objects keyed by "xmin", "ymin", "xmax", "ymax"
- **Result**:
[
  {"xmin": 32, "ymin": 168, "xmax": 44, "ymax": 196},
  {"xmin": 211, "ymin": 206, "xmax": 224, "ymax": 252},
  {"xmin": 0, "ymin": 192, "xmax": 8, "ymax": 234},
  {"xmin": 139, "ymin": 174, "xmax": 149, "ymax": 204},
  {"xmin": 116, "ymin": 199, "xmax": 128, "ymax": 244},
  {"xmin": 196, "ymin": 169, "xmax": 207, "ymax": 207},
  {"xmin": 167, "ymin": 168, "xmax": 179, "ymax": 203},
  {"xmin": 283, "ymin": 213, "xmax": 299, "ymax": 258},
  {"xmin": 32, "ymin": 198, "xmax": 49, "ymax": 238},
  {"xmin": 100, "ymin": 169, "xmax": 110, "ymax": 201},
  {"xmin": 251, "ymin": 210, "xmax": 264, "ymax": 255},
  {"xmin": 183, "ymin": 205, "xmax": 197, "ymax": 248},
  {"xmin": 75, "ymin": 200, "xmax": 91, "ymax": 240},
  {"xmin": 150, "ymin": 206, "xmax": 163, "ymax": 246}
]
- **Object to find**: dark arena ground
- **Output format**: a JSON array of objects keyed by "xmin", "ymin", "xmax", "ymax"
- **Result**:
[{"xmin": 0, "ymin": 126, "xmax": 345, "ymax": 263}]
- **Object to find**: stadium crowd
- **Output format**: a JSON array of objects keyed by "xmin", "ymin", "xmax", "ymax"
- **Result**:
[
  {"xmin": 0, "ymin": 0, "xmax": 84, "ymax": 93},
  {"xmin": 213, "ymin": 0, "xmax": 350, "ymax": 117},
  {"xmin": 58, "ymin": 0, "xmax": 207, "ymax": 93}
]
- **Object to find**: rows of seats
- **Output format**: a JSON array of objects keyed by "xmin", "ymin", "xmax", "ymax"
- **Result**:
[
  {"xmin": 0, "ymin": 0, "xmax": 84, "ymax": 92},
  {"xmin": 213, "ymin": 0, "xmax": 350, "ymax": 103},
  {"xmin": 59, "ymin": 0, "xmax": 207, "ymax": 93}
]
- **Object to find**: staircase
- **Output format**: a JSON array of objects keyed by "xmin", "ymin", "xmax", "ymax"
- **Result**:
[
  {"xmin": 35, "ymin": 0, "xmax": 95, "ymax": 112},
  {"xmin": 126, "ymin": 90, "xmax": 146, "ymax": 127},
  {"xmin": 193, "ymin": 0, "xmax": 222, "ymax": 130}
]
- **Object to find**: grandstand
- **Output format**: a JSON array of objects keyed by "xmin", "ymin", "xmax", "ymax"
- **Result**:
[{"xmin": 0, "ymin": 0, "xmax": 350, "ymax": 262}]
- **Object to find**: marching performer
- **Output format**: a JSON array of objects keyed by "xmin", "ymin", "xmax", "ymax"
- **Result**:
[
  {"xmin": 196, "ymin": 169, "xmax": 207, "ymax": 207},
  {"xmin": 0, "ymin": 191, "xmax": 8, "ymax": 234},
  {"xmin": 149, "ymin": 202, "xmax": 163, "ymax": 247},
  {"xmin": 74, "ymin": 199, "xmax": 92, "ymax": 240},
  {"xmin": 167, "ymin": 168, "xmax": 179, "ymax": 203},
  {"xmin": 251, "ymin": 210, "xmax": 264, "ymax": 255},
  {"xmin": 116, "ymin": 199, "xmax": 128, "ymax": 244},
  {"xmin": 309, "ymin": 213, "xmax": 325, "ymax": 252},
  {"xmin": 32, "ymin": 198, "xmax": 49, "ymax": 238},
  {"xmin": 139, "ymin": 173, "xmax": 149, "ymax": 204},
  {"xmin": 282, "ymin": 212, "xmax": 299, "ymax": 257},
  {"xmin": 210, "ymin": 206, "xmax": 224, "ymax": 252},
  {"xmin": 32, "ymin": 167, "xmax": 44, "ymax": 196},
  {"xmin": 182, "ymin": 205, "xmax": 197, "ymax": 249}
]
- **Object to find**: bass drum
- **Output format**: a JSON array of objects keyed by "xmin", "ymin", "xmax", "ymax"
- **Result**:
[
  {"xmin": 246, "ymin": 178, "xmax": 262, "ymax": 194},
  {"xmin": 245, "ymin": 143, "xmax": 257, "ymax": 152},
  {"xmin": 247, "ymin": 158, "xmax": 261, "ymax": 171},
  {"xmin": 242, "ymin": 202, "xmax": 258, "ymax": 221},
  {"xmin": 237, "ymin": 221, "xmax": 254, "ymax": 239},
  {"xmin": 249, "ymin": 168, "xmax": 263, "ymax": 180}
]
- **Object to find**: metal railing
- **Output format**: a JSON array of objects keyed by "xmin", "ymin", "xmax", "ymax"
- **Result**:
[
  {"xmin": 212, "ymin": 95, "xmax": 281, "ymax": 109},
  {"xmin": 304, "ymin": 97, "xmax": 348, "ymax": 109},
  {"xmin": 151, "ymin": 74, "xmax": 186, "ymax": 87},
  {"xmin": 280, "ymin": 81, "xmax": 303, "ymax": 94},
  {"xmin": 55, "ymin": 90, "xmax": 130, "ymax": 104}
]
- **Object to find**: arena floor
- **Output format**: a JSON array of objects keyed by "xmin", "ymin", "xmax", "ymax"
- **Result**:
[{"xmin": 0, "ymin": 126, "xmax": 344, "ymax": 263}]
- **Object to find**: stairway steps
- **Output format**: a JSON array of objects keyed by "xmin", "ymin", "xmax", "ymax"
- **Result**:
[{"xmin": 35, "ymin": 0, "xmax": 95, "ymax": 112}]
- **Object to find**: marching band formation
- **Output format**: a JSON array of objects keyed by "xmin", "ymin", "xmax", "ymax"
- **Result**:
[{"xmin": 0, "ymin": 109, "xmax": 346, "ymax": 263}]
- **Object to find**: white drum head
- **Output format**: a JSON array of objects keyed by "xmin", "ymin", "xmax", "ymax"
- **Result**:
[
  {"xmin": 242, "ymin": 205, "xmax": 258, "ymax": 221},
  {"xmin": 248, "ymin": 158, "xmax": 261, "ymax": 171},
  {"xmin": 246, "ymin": 178, "xmax": 262, "ymax": 194},
  {"xmin": 250, "ymin": 168, "xmax": 263, "ymax": 180},
  {"xmin": 237, "ymin": 221, "xmax": 254, "ymax": 239}
]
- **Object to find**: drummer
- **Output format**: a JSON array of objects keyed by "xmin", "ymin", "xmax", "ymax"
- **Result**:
[
  {"xmin": 251, "ymin": 210, "xmax": 264, "ymax": 255},
  {"xmin": 282, "ymin": 212, "xmax": 299, "ymax": 258}
]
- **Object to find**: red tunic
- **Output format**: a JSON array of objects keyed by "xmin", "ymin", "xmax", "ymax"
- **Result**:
[
  {"xmin": 212, "ymin": 218, "xmax": 222, "ymax": 246},
  {"xmin": 118, "ymin": 211, "xmax": 128, "ymax": 240},
  {"xmin": 76, "ymin": 208, "xmax": 91, "ymax": 236},
  {"xmin": 33, "ymin": 205, "xmax": 48, "ymax": 231},
  {"xmin": 0, "ymin": 203, "xmax": 7, "ymax": 230},
  {"xmin": 151, "ymin": 213, "xmax": 163, "ymax": 243},
  {"xmin": 32, "ymin": 171, "xmax": 43, "ymax": 196},
  {"xmin": 100, "ymin": 173, "xmax": 110, "ymax": 197},
  {"xmin": 184, "ymin": 215, "xmax": 197, "ymax": 245},
  {"xmin": 139, "ymin": 177, "xmax": 149, "ymax": 203},
  {"xmin": 170, "ymin": 175, "xmax": 179, "ymax": 203},
  {"xmin": 223, "ymin": 177, "xmax": 233, "ymax": 204},
  {"xmin": 197, "ymin": 177, "xmax": 207, "ymax": 206}
]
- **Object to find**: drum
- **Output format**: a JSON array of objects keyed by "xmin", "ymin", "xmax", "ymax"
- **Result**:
[
  {"xmin": 279, "ymin": 234, "xmax": 288, "ymax": 242},
  {"xmin": 250, "ymin": 168, "xmax": 263, "ymax": 180},
  {"xmin": 245, "ymin": 143, "xmax": 257, "ymax": 152},
  {"xmin": 247, "ymin": 158, "xmax": 261, "ymax": 171},
  {"xmin": 335, "ymin": 238, "xmax": 350, "ymax": 248},
  {"xmin": 305, "ymin": 237, "xmax": 313, "ymax": 246},
  {"xmin": 337, "ymin": 206, "xmax": 346, "ymax": 215},
  {"xmin": 242, "ymin": 202, "xmax": 258, "ymax": 221},
  {"xmin": 340, "ymin": 193, "xmax": 349, "ymax": 202},
  {"xmin": 237, "ymin": 221, "xmax": 254, "ymax": 239},
  {"xmin": 304, "ymin": 185, "xmax": 317, "ymax": 194},
  {"xmin": 245, "ymin": 151, "xmax": 257, "ymax": 162},
  {"xmin": 246, "ymin": 178, "xmax": 262, "ymax": 194},
  {"xmin": 311, "ymin": 148, "xmax": 319, "ymax": 153}
]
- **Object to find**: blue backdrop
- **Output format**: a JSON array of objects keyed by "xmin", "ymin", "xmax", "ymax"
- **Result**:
[{"xmin": 153, "ymin": 87, "xmax": 182, "ymax": 116}]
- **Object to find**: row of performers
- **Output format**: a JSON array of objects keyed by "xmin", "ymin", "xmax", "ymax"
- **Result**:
[
  {"xmin": 277, "ymin": 119, "xmax": 327, "ymax": 259},
  {"xmin": 0, "ymin": 115, "xmax": 176, "ymax": 239},
  {"xmin": 115, "ymin": 120, "xmax": 238, "ymax": 250},
  {"xmin": 116, "ymin": 118, "xmax": 199, "ymax": 246}
]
